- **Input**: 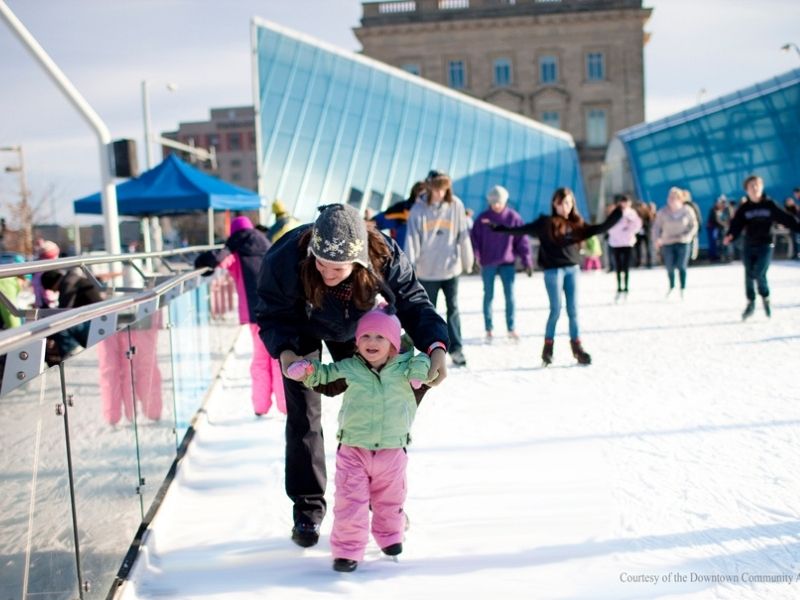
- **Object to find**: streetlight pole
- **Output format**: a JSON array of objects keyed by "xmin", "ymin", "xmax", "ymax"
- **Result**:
[{"xmin": 781, "ymin": 42, "xmax": 800, "ymax": 58}]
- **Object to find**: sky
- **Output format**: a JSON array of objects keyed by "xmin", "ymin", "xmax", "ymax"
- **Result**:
[
  {"xmin": 0, "ymin": 0, "xmax": 798, "ymax": 225},
  {"xmin": 114, "ymin": 263, "xmax": 800, "ymax": 600}
]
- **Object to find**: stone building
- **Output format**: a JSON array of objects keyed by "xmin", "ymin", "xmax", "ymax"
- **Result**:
[{"xmin": 354, "ymin": 0, "xmax": 652, "ymax": 216}]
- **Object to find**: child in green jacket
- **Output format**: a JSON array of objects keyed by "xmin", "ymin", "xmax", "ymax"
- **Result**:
[{"xmin": 286, "ymin": 306, "xmax": 430, "ymax": 573}]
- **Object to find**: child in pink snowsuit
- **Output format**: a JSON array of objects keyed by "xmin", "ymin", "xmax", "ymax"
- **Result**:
[
  {"xmin": 287, "ymin": 307, "xmax": 431, "ymax": 572},
  {"xmin": 196, "ymin": 216, "xmax": 285, "ymax": 416}
]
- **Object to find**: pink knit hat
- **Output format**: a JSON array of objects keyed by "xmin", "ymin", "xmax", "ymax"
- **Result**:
[
  {"xmin": 355, "ymin": 308, "xmax": 401, "ymax": 352},
  {"xmin": 230, "ymin": 216, "xmax": 254, "ymax": 235},
  {"xmin": 37, "ymin": 240, "xmax": 60, "ymax": 260}
]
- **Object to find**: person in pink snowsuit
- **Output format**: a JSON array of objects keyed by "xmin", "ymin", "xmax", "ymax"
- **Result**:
[
  {"xmin": 287, "ymin": 306, "xmax": 431, "ymax": 572},
  {"xmin": 196, "ymin": 216, "xmax": 285, "ymax": 416}
]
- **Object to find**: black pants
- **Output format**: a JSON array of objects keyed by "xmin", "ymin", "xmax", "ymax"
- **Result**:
[
  {"xmin": 612, "ymin": 246, "xmax": 633, "ymax": 291},
  {"xmin": 283, "ymin": 339, "xmax": 354, "ymax": 527}
]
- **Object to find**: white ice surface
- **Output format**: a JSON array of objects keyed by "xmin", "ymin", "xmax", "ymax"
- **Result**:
[{"xmin": 120, "ymin": 262, "xmax": 800, "ymax": 600}]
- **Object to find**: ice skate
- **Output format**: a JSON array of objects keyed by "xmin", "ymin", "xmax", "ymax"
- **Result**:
[
  {"xmin": 742, "ymin": 300, "xmax": 755, "ymax": 321},
  {"xmin": 541, "ymin": 339, "xmax": 554, "ymax": 367},
  {"xmin": 570, "ymin": 339, "xmax": 591, "ymax": 365},
  {"xmin": 762, "ymin": 297, "xmax": 771, "ymax": 318},
  {"xmin": 333, "ymin": 558, "xmax": 358, "ymax": 572}
]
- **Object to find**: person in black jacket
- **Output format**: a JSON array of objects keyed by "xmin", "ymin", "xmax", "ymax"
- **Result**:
[
  {"xmin": 255, "ymin": 203, "xmax": 449, "ymax": 548},
  {"xmin": 723, "ymin": 175, "xmax": 800, "ymax": 320},
  {"xmin": 490, "ymin": 187, "xmax": 621, "ymax": 366},
  {"xmin": 369, "ymin": 181, "xmax": 426, "ymax": 250},
  {"xmin": 196, "ymin": 216, "xmax": 286, "ymax": 417},
  {"xmin": 41, "ymin": 269, "xmax": 105, "ymax": 362}
]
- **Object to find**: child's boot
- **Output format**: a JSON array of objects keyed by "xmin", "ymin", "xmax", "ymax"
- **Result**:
[{"xmin": 333, "ymin": 558, "xmax": 358, "ymax": 572}]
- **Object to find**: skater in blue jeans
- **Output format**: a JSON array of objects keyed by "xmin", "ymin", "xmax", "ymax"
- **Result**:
[
  {"xmin": 491, "ymin": 187, "xmax": 621, "ymax": 366},
  {"xmin": 723, "ymin": 174, "xmax": 800, "ymax": 320}
]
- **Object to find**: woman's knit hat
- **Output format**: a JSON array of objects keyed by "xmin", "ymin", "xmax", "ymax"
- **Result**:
[
  {"xmin": 355, "ymin": 307, "xmax": 402, "ymax": 352},
  {"xmin": 230, "ymin": 216, "xmax": 253, "ymax": 235},
  {"xmin": 37, "ymin": 240, "xmax": 60, "ymax": 260},
  {"xmin": 487, "ymin": 185, "xmax": 509, "ymax": 206},
  {"xmin": 309, "ymin": 204, "xmax": 369, "ymax": 268}
]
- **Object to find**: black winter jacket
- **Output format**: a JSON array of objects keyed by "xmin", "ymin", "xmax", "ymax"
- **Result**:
[
  {"xmin": 493, "ymin": 206, "xmax": 622, "ymax": 269},
  {"xmin": 727, "ymin": 197, "xmax": 800, "ymax": 247},
  {"xmin": 195, "ymin": 228, "xmax": 271, "ymax": 322},
  {"xmin": 255, "ymin": 225, "xmax": 448, "ymax": 359}
]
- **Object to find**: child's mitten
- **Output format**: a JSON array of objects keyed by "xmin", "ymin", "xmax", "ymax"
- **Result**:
[{"xmin": 287, "ymin": 360, "xmax": 314, "ymax": 380}]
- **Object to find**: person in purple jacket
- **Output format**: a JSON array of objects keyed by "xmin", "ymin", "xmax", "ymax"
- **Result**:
[{"xmin": 471, "ymin": 185, "xmax": 532, "ymax": 342}]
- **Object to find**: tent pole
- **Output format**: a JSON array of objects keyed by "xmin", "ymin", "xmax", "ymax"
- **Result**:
[
  {"xmin": 207, "ymin": 208, "xmax": 214, "ymax": 245},
  {"xmin": 141, "ymin": 217, "xmax": 153, "ymax": 271}
]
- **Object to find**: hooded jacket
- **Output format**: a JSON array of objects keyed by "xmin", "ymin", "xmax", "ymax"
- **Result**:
[
  {"xmin": 405, "ymin": 194, "xmax": 474, "ymax": 280},
  {"xmin": 652, "ymin": 205, "xmax": 698, "ymax": 246},
  {"xmin": 727, "ymin": 197, "xmax": 800, "ymax": 246},
  {"xmin": 255, "ymin": 225, "xmax": 449, "ymax": 359},
  {"xmin": 303, "ymin": 351, "xmax": 430, "ymax": 449}
]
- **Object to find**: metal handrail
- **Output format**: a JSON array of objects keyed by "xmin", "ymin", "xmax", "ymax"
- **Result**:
[
  {"xmin": 0, "ymin": 244, "xmax": 222, "ymax": 278},
  {"xmin": 0, "ymin": 267, "xmax": 210, "ymax": 358}
]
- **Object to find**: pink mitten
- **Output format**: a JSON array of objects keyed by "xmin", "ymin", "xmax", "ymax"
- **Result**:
[
  {"xmin": 410, "ymin": 379, "xmax": 423, "ymax": 389},
  {"xmin": 287, "ymin": 360, "xmax": 314, "ymax": 380}
]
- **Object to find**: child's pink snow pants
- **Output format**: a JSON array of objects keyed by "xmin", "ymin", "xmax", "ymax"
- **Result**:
[
  {"xmin": 249, "ymin": 324, "xmax": 286, "ymax": 416},
  {"xmin": 99, "ymin": 327, "xmax": 163, "ymax": 425},
  {"xmin": 330, "ymin": 445, "xmax": 408, "ymax": 561}
]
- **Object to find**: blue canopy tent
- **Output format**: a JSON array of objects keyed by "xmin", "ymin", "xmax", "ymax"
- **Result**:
[{"xmin": 73, "ymin": 154, "xmax": 263, "ymax": 246}]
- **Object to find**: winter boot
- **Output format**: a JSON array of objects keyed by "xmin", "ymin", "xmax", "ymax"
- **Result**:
[
  {"xmin": 742, "ymin": 300, "xmax": 756, "ymax": 321},
  {"xmin": 570, "ymin": 339, "xmax": 592, "ymax": 365},
  {"xmin": 333, "ymin": 558, "xmax": 358, "ymax": 572},
  {"xmin": 541, "ymin": 339, "xmax": 554, "ymax": 366},
  {"xmin": 762, "ymin": 297, "xmax": 771, "ymax": 318},
  {"xmin": 382, "ymin": 543, "xmax": 403, "ymax": 556},
  {"xmin": 291, "ymin": 522, "xmax": 320, "ymax": 548}
]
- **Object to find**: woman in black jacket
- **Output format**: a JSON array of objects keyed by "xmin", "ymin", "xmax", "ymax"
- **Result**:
[
  {"xmin": 255, "ymin": 203, "xmax": 448, "ymax": 548},
  {"xmin": 491, "ymin": 187, "xmax": 621, "ymax": 366},
  {"xmin": 723, "ymin": 174, "xmax": 800, "ymax": 320}
]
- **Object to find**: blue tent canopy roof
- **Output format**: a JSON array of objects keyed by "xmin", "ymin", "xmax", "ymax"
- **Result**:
[{"xmin": 73, "ymin": 154, "xmax": 263, "ymax": 216}]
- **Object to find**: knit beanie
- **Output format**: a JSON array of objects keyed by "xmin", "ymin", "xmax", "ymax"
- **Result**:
[
  {"xmin": 37, "ymin": 241, "xmax": 60, "ymax": 260},
  {"xmin": 230, "ymin": 216, "xmax": 253, "ymax": 235},
  {"xmin": 487, "ymin": 185, "xmax": 509, "ymax": 206},
  {"xmin": 308, "ymin": 204, "xmax": 369, "ymax": 268},
  {"xmin": 355, "ymin": 307, "xmax": 402, "ymax": 352}
]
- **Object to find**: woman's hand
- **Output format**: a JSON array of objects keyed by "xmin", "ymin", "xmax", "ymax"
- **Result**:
[{"xmin": 426, "ymin": 348, "xmax": 448, "ymax": 386}]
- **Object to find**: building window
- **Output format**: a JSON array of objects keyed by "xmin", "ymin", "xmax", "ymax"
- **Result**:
[
  {"xmin": 586, "ymin": 108, "xmax": 607, "ymax": 147},
  {"xmin": 228, "ymin": 132, "xmax": 242, "ymax": 151},
  {"xmin": 448, "ymin": 60, "xmax": 466, "ymax": 89},
  {"xmin": 208, "ymin": 134, "xmax": 220, "ymax": 148},
  {"xmin": 493, "ymin": 58, "xmax": 512, "ymax": 87},
  {"xmin": 541, "ymin": 111, "xmax": 561, "ymax": 129},
  {"xmin": 539, "ymin": 55, "xmax": 558, "ymax": 84},
  {"xmin": 401, "ymin": 63, "xmax": 421, "ymax": 76},
  {"xmin": 586, "ymin": 52, "xmax": 605, "ymax": 81}
]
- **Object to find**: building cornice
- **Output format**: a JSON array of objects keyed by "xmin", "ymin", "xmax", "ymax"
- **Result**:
[{"xmin": 355, "ymin": 9, "xmax": 651, "ymax": 38}]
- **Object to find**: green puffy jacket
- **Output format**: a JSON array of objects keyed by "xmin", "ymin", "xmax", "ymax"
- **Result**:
[{"xmin": 304, "ymin": 351, "xmax": 431, "ymax": 449}]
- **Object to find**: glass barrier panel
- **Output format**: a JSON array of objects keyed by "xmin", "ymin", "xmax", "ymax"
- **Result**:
[
  {"xmin": 60, "ymin": 338, "xmax": 143, "ymax": 598},
  {"xmin": 127, "ymin": 310, "xmax": 178, "ymax": 513},
  {"xmin": 0, "ymin": 364, "xmax": 79, "ymax": 600}
]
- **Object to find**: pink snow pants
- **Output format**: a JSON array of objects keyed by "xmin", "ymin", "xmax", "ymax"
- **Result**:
[
  {"xmin": 330, "ymin": 445, "xmax": 408, "ymax": 561},
  {"xmin": 98, "ymin": 327, "xmax": 163, "ymax": 425},
  {"xmin": 249, "ymin": 324, "xmax": 286, "ymax": 416}
]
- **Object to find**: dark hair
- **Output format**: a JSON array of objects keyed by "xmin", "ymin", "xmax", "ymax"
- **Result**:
[
  {"xmin": 408, "ymin": 181, "xmax": 426, "ymax": 203},
  {"xmin": 298, "ymin": 228, "xmax": 392, "ymax": 310},
  {"xmin": 40, "ymin": 270, "xmax": 63, "ymax": 291},
  {"xmin": 550, "ymin": 187, "xmax": 585, "ymax": 239},
  {"xmin": 425, "ymin": 171, "xmax": 453, "ymax": 204}
]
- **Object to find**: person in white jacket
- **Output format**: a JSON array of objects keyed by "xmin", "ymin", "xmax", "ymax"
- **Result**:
[
  {"xmin": 607, "ymin": 194, "xmax": 643, "ymax": 300},
  {"xmin": 405, "ymin": 170, "xmax": 474, "ymax": 367}
]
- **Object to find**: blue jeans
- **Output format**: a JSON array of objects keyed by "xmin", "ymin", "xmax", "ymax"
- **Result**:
[
  {"xmin": 480, "ymin": 263, "xmax": 516, "ymax": 332},
  {"xmin": 543, "ymin": 266, "xmax": 579, "ymax": 340},
  {"xmin": 661, "ymin": 243, "xmax": 691, "ymax": 289},
  {"xmin": 420, "ymin": 277, "xmax": 463, "ymax": 353},
  {"xmin": 742, "ymin": 244, "xmax": 772, "ymax": 301}
]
